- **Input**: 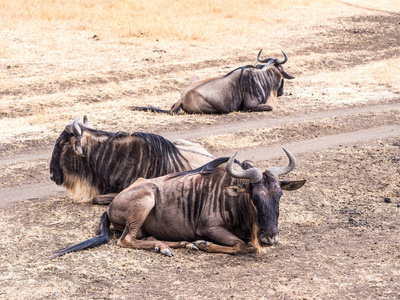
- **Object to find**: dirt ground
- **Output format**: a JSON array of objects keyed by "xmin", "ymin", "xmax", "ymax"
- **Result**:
[{"xmin": 1, "ymin": 1, "xmax": 400, "ymax": 299}]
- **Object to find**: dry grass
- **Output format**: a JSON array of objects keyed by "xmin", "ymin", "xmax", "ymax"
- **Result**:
[
  {"xmin": 278, "ymin": 137, "xmax": 400, "ymax": 233},
  {"xmin": 1, "ymin": 0, "xmax": 325, "ymax": 41},
  {"xmin": 309, "ymin": 57, "xmax": 400, "ymax": 94}
]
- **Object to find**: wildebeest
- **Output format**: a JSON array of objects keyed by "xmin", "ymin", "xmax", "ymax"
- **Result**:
[
  {"xmin": 131, "ymin": 50, "xmax": 294, "ymax": 114},
  {"xmin": 50, "ymin": 116, "xmax": 214, "ymax": 204},
  {"xmin": 50, "ymin": 149, "xmax": 305, "ymax": 258}
]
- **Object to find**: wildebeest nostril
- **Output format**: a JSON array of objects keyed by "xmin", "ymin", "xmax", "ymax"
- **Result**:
[
  {"xmin": 260, "ymin": 233, "xmax": 279, "ymax": 246},
  {"xmin": 49, "ymin": 168, "xmax": 62, "ymax": 185}
]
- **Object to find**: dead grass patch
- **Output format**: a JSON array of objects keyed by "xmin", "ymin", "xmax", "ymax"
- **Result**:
[{"xmin": 1, "ymin": 0, "xmax": 329, "ymax": 41}]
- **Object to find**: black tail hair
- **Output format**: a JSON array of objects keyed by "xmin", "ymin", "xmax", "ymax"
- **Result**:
[
  {"xmin": 167, "ymin": 156, "xmax": 241, "ymax": 179},
  {"xmin": 48, "ymin": 212, "xmax": 110, "ymax": 259},
  {"xmin": 223, "ymin": 65, "xmax": 254, "ymax": 78},
  {"xmin": 130, "ymin": 106, "xmax": 174, "ymax": 114}
]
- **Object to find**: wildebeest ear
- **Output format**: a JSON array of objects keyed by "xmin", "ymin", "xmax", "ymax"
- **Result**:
[
  {"xmin": 224, "ymin": 185, "xmax": 247, "ymax": 196},
  {"xmin": 83, "ymin": 115, "xmax": 89, "ymax": 126},
  {"xmin": 64, "ymin": 124, "xmax": 73, "ymax": 134},
  {"xmin": 280, "ymin": 180, "xmax": 306, "ymax": 191},
  {"xmin": 281, "ymin": 70, "xmax": 295, "ymax": 80}
]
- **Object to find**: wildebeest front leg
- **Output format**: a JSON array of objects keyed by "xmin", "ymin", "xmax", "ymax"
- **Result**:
[
  {"xmin": 195, "ymin": 226, "xmax": 248, "ymax": 254},
  {"xmin": 144, "ymin": 236, "xmax": 200, "ymax": 251},
  {"xmin": 92, "ymin": 193, "xmax": 118, "ymax": 205},
  {"xmin": 119, "ymin": 232, "xmax": 176, "ymax": 257},
  {"xmin": 116, "ymin": 192, "xmax": 175, "ymax": 256},
  {"xmin": 244, "ymin": 104, "xmax": 273, "ymax": 112}
]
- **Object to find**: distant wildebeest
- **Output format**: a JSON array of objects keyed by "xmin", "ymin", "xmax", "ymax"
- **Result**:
[
  {"xmin": 131, "ymin": 50, "xmax": 294, "ymax": 114},
  {"xmin": 50, "ymin": 149, "xmax": 305, "ymax": 258},
  {"xmin": 50, "ymin": 116, "xmax": 214, "ymax": 204}
]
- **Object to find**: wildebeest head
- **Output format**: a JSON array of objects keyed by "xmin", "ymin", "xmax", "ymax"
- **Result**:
[
  {"xmin": 255, "ymin": 49, "xmax": 294, "ymax": 97},
  {"xmin": 50, "ymin": 116, "xmax": 89, "ymax": 186},
  {"xmin": 225, "ymin": 149, "xmax": 305, "ymax": 251}
]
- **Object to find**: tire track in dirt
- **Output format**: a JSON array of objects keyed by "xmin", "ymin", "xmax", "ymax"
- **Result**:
[
  {"xmin": 1, "ymin": 102, "xmax": 398, "ymax": 165},
  {"xmin": 222, "ymin": 125, "xmax": 400, "ymax": 163},
  {"xmin": 163, "ymin": 102, "xmax": 400, "ymax": 141},
  {"xmin": 337, "ymin": 0, "xmax": 396, "ymax": 13},
  {"xmin": 1, "ymin": 103, "xmax": 399, "ymax": 209},
  {"xmin": 0, "ymin": 183, "xmax": 66, "ymax": 210}
]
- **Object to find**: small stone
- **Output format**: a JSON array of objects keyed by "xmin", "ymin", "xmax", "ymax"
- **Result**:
[
  {"xmin": 394, "ymin": 141, "xmax": 400, "ymax": 147},
  {"xmin": 384, "ymin": 197, "xmax": 391, "ymax": 203}
]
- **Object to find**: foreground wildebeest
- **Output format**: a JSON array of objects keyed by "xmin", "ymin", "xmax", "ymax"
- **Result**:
[
  {"xmin": 50, "ymin": 149, "xmax": 305, "ymax": 258},
  {"xmin": 131, "ymin": 50, "xmax": 294, "ymax": 114},
  {"xmin": 50, "ymin": 116, "xmax": 214, "ymax": 204}
]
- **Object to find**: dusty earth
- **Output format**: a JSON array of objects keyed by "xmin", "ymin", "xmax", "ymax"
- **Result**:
[{"xmin": 1, "ymin": 1, "xmax": 400, "ymax": 299}]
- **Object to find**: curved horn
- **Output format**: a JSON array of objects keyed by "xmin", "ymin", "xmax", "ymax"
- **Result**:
[
  {"xmin": 257, "ymin": 49, "xmax": 275, "ymax": 64},
  {"xmin": 275, "ymin": 50, "xmax": 288, "ymax": 65},
  {"xmin": 226, "ymin": 152, "xmax": 263, "ymax": 184},
  {"xmin": 72, "ymin": 117, "xmax": 85, "ymax": 157},
  {"xmin": 72, "ymin": 117, "xmax": 82, "ymax": 137},
  {"xmin": 266, "ymin": 148, "xmax": 296, "ymax": 178}
]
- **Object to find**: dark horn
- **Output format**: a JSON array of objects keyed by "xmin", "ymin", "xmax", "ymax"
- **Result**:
[
  {"xmin": 257, "ymin": 49, "xmax": 275, "ymax": 64},
  {"xmin": 72, "ymin": 117, "xmax": 82, "ymax": 137},
  {"xmin": 275, "ymin": 50, "xmax": 288, "ymax": 65},
  {"xmin": 266, "ymin": 148, "xmax": 296, "ymax": 178},
  {"xmin": 226, "ymin": 152, "xmax": 263, "ymax": 183}
]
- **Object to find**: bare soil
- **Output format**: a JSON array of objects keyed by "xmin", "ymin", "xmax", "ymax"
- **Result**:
[{"xmin": 1, "ymin": 2, "xmax": 400, "ymax": 299}]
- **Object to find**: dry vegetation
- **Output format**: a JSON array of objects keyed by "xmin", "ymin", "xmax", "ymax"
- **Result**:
[
  {"xmin": 1, "ymin": 0, "xmax": 400, "ymax": 299},
  {"xmin": 2, "ymin": 0, "xmax": 326, "ymax": 40}
]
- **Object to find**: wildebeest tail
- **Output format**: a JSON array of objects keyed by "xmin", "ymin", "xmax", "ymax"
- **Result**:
[
  {"xmin": 167, "ymin": 156, "xmax": 241, "ymax": 179},
  {"xmin": 130, "ymin": 106, "xmax": 174, "ymax": 114},
  {"xmin": 48, "ymin": 212, "xmax": 110, "ymax": 259}
]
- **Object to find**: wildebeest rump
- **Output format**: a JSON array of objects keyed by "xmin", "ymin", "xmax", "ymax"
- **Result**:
[
  {"xmin": 49, "ymin": 116, "xmax": 214, "ymax": 204},
  {"xmin": 131, "ymin": 50, "xmax": 294, "ymax": 114},
  {"xmin": 50, "ymin": 149, "xmax": 305, "ymax": 258}
]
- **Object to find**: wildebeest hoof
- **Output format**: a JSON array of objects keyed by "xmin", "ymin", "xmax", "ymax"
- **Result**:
[
  {"xmin": 185, "ymin": 243, "xmax": 199, "ymax": 251},
  {"xmin": 194, "ymin": 240, "xmax": 210, "ymax": 247},
  {"xmin": 161, "ymin": 248, "xmax": 174, "ymax": 257}
]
